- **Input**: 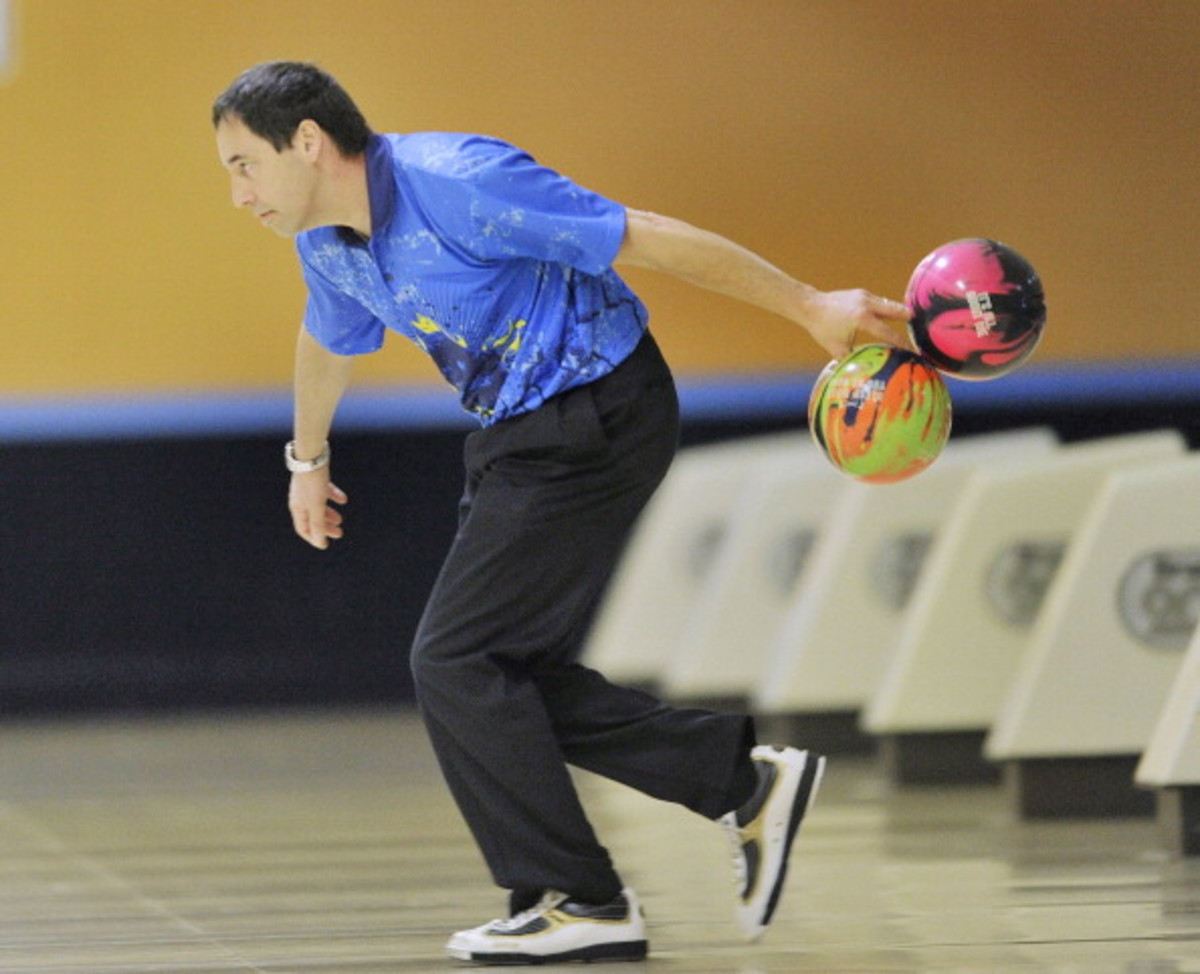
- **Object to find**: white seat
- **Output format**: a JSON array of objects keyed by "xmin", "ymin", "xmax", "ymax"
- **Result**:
[
  {"xmin": 1138, "ymin": 623, "xmax": 1200, "ymax": 789},
  {"xmin": 863, "ymin": 431, "xmax": 1187, "ymax": 737},
  {"xmin": 988, "ymin": 454, "xmax": 1200, "ymax": 762},
  {"xmin": 755, "ymin": 429, "xmax": 1059, "ymax": 716},
  {"xmin": 659, "ymin": 447, "xmax": 846, "ymax": 700},
  {"xmin": 582, "ymin": 432, "xmax": 809, "ymax": 685}
]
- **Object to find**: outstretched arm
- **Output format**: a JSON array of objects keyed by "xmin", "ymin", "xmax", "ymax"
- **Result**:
[
  {"xmin": 289, "ymin": 327, "xmax": 354, "ymax": 549},
  {"xmin": 614, "ymin": 208, "xmax": 908, "ymax": 360}
]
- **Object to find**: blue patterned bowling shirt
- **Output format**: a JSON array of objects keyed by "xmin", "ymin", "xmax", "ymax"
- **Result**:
[{"xmin": 297, "ymin": 133, "xmax": 648, "ymax": 425}]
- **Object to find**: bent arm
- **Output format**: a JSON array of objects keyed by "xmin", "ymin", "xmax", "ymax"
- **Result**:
[
  {"xmin": 289, "ymin": 327, "xmax": 355, "ymax": 549},
  {"xmin": 614, "ymin": 208, "xmax": 908, "ymax": 360}
]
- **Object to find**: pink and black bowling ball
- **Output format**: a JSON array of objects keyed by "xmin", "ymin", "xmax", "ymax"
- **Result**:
[{"xmin": 905, "ymin": 237, "xmax": 1046, "ymax": 380}]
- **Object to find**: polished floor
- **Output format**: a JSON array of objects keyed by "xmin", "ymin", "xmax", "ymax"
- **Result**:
[{"xmin": 1, "ymin": 708, "xmax": 1197, "ymax": 973}]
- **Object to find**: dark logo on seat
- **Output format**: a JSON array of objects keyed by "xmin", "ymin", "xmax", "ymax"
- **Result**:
[
  {"xmin": 1118, "ymin": 549, "xmax": 1200, "ymax": 650},
  {"xmin": 872, "ymin": 532, "xmax": 934, "ymax": 610},
  {"xmin": 688, "ymin": 523, "xmax": 725, "ymax": 580},
  {"xmin": 985, "ymin": 541, "xmax": 1067, "ymax": 627},
  {"xmin": 768, "ymin": 529, "xmax": 816, "ymax": 596}
]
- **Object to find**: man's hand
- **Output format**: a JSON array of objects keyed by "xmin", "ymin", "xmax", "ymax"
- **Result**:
[
  {"xmin": 288, "ymin": 469, "xmax": 348, "ymax": 549},
  {"xmin": 803, "ymin": 288, "xmax": 912, "ymax": 361}
]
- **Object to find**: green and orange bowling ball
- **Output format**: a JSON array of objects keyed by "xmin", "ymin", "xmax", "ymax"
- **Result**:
[{"xmin": 808, "ymin": 344, "xmax": 952, "ymax": 484}]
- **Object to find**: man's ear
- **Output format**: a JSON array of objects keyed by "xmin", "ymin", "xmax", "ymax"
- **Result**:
[{"xmin": 293, "ymin": 119, "xmax": 323, "ymax": 159}]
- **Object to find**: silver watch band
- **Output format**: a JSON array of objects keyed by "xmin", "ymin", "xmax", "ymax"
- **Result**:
[{"xmin": 284, "ymin": 440, "xmax": 330, "ymax": 473}]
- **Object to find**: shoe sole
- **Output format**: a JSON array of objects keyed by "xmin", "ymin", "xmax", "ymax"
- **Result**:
[
  {"xmin": 756, "ymin": 748, "xmax": 827, "ymax": 934},
  {"xmin": 449, "ymin": 939, "xmax": 649, "ymax": 965}
]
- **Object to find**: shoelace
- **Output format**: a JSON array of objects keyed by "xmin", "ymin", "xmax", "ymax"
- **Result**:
[
  {"xmin": 720, "ymin": 812, "xmax": 748, "ymax": 888},
  {"xmin": 489, "ymin": 890, "xmax": 568, "ymax": 931},
  {"xmin": 722, "ymin": 757, "xmax": 774, "ymax": 892}
]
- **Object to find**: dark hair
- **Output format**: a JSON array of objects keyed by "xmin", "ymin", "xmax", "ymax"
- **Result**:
[{"xmin": 212, "ymin": 61, "xmax": 372, "ymax": 156}]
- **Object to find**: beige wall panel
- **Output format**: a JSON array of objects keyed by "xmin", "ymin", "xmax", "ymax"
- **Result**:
[{"xmin": 1, "ymin": 0, "xmax": 1195, "ymax": 394}]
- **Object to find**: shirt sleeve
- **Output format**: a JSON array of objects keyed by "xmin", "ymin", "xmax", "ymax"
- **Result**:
[
  {"xmin": 297, "ymin": 243, "xmax": 387, "ymax": 356},
  {"xmin": 407, "ymin": 137, "xmax": 627, "ymax": 275}
]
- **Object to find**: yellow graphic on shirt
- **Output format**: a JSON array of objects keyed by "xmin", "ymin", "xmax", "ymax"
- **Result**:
[
  {"xmin": 411, "ymin": 314, "xmax": 468, "ymax": 347},
  {"xmin": 409, "ymin": 314, "xmax": 526, "ymax": 358},
  {"xmin": 484, "ymin": 318, "xmax": 528, "ymax": 357}
]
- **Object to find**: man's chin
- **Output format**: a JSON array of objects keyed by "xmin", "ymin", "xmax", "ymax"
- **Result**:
[{"xmin": 262, "ymin": 218, "xmax": 303, "ymax": 238}]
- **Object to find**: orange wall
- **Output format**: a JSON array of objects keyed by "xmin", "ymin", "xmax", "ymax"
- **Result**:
[{"xmin": 0, "ymin": 0, "xmax": 1196, "ymax": 395}]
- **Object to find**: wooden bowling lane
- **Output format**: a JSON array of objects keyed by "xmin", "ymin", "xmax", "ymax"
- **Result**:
[{"xmin": 2, "ymin": 709, "xmax": 1198, "ymax": 972}]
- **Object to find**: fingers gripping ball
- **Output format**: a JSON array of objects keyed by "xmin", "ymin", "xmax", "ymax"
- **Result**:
[
  {"xmin": 808, "ymin": 344, "xmax": 952, "ymax": 484},
  {"xmin": 906, "ymin": 238, "xmax": 1047, "ymax": 380}
]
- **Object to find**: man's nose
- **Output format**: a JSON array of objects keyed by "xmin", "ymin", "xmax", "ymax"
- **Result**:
[{"xmin": 232, "ymin": 182, "xmax": 254, "ymax": 209}]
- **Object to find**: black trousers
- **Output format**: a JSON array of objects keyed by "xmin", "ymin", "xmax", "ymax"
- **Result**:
[{"xmin": 410, "ymin": 333, "xmax": 757, "ymax": 905}]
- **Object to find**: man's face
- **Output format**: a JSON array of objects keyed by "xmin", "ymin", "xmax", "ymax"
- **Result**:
[{"xmin": 216, "ymin": 116, "xmax": 318, "ymax": 237}]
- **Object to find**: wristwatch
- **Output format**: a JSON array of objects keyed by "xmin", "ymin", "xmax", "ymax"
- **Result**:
[{"xmin": 284, "ymin": 440, "xmax": 330, "ymax": 473}]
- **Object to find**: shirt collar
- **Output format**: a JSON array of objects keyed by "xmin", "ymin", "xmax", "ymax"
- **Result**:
[
  {"xmin": 364, "ymin": 134, "xmax": 396, "ymax": 239},
  {"xmin": 333, "ymin": 134, "xmax": 394, "ymax": 248}
]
